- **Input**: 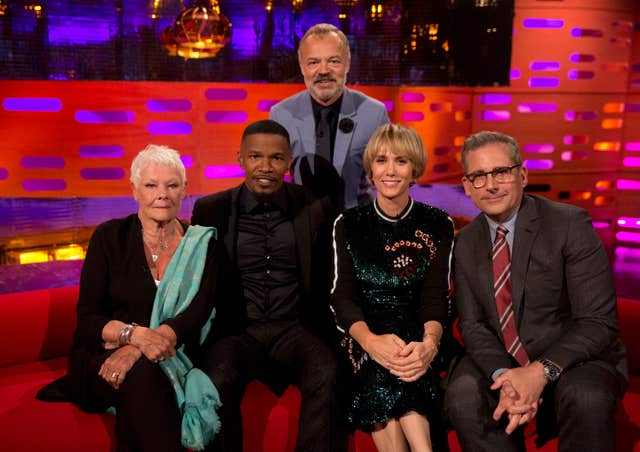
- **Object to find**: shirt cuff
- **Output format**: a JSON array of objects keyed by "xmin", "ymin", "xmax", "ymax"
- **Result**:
[{"xmin": 491, "ymin": 367, "xmax": 509, "ymax": 381}]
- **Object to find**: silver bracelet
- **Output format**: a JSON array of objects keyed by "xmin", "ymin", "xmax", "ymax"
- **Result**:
[{"xmin": 118, "ymin": 323, "xmax": 137, "ymax": 347}]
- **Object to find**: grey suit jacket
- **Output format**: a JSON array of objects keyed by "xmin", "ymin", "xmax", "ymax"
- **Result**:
[
  {"xmin": 269, "ymin": 87, "xmax": 389, "ymax": 209},
  {"xmin": 454, "ymin": 194, "xmax": 627, "ymax": 388}
]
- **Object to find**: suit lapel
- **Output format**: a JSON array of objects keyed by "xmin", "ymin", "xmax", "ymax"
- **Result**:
[
  {"xmin": 334, "ymin": 88, "xmax": 356, "ymax": 175},
  {"xmin": 288, "ymin": 186, "xmax": 312, "ymax": 292},
  {"xmin": 224, "ymin": 185, "xmax": 241, "ymax": 262},
  {"xmin": 511, "ymin": 196, "xmax": 539, "ymax": 324},
  {"xmin": 471, "ymin": 217, "xmax": 503, "ymax": 333},
  {"xmin": 292, "ymin": 93, "xmax": 316, "ymax": 157}
]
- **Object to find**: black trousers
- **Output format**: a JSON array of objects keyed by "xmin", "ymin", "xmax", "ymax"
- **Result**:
[
  {"xmin": 444, "ymin": 355, "xmax": 621, "ymax": 452},
  {"xmin": 201, "ymin": 321, "xmax": 340, "ymax": 452},
  {"xmin": 86, "ymin": 354, "xmax": 185, "ymax": 452}
]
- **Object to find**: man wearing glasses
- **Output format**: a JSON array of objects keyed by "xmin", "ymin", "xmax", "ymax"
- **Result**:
[{"xmin": 445, "ymin": 131, "xmax": 627, "ymax": 451}]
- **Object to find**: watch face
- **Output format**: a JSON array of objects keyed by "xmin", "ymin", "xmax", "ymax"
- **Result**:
[{"xmin": 541, "ymin": 359, "xmax": 561, "ymax": 382}]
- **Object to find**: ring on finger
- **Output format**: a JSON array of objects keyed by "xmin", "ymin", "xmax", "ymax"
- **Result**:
[{"xmin": 111, "ymin": 371, "xmax": 120, "ymax": 380}]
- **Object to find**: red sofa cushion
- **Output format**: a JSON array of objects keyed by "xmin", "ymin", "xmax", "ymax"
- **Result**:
[
  {"xmin": 619, "ymin": 297, "xmax": 640, "ymax": 374},
  {"xmin": 0, "ymin": 357, "xmax": 113, "ymax": 451},
  {"xmin": 0, "ymin": 286, "xmax": 77, "ymax": 367}
]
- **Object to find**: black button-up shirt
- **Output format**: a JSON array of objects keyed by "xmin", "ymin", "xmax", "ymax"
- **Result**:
[{"xmin": 236, "ymin": 186, "xmax": 300, "ymax": 324}]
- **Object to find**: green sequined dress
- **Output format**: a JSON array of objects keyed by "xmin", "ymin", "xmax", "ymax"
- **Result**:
[{"xmin": 331, "ymin": 198, "xmax": 454, "ymax": 430}]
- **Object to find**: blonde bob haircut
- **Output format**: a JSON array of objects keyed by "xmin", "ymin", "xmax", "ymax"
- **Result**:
[
  {"xmin": 363, "ymin": 124, "xmax": 426, "ymax": 180},
  {"xmin": 130, "ymin": 144, "xmax": 186, "ymax": 187}
]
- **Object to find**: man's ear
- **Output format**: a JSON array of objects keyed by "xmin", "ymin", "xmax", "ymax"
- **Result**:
[
  {"xmin": 462, "ymin": 177, "xmax": 472, "ymax": 196},
  {"xmin": 520, "ymin": 165, "xmax": 528, "ymax": 188}
]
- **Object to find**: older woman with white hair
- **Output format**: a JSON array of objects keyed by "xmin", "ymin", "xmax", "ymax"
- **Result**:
[{"xmin": 65, "ymin": 144, "xmax": 224, "ymax": 451}]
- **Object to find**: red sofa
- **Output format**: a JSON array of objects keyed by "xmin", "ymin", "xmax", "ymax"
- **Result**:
[{"xmin": 0, "ymin": 286, "xmax": 638, "ymax": 451}]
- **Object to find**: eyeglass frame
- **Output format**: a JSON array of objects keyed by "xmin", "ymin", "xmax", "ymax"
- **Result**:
[{"xmin": 464, "ymin": 164, "xmax": 522, "ymax": 189}]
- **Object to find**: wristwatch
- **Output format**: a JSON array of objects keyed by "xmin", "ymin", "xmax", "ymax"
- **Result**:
[{"xmin": 537, "ymin": 358, "xmax": 562, "ymax": 382}]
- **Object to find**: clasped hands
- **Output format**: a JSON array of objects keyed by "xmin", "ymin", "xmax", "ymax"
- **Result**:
[
  {"xmin": 100, "ymin": 323, "xmax": 177, "ymax": 389},
  {"xmin": 490, "ymin": 362, "xmax": 548, "ymax": 434},
  {"xmin": 364, "ymin": 333, "xmax": 438, "ymax": 382}
]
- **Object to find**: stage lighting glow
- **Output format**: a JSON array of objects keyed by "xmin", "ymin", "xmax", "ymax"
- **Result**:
[
  {"xmin": 594, "ymin": 142, "xmax": 621, "ymax": 152},
  {"xmin": 20, "ymin": 157, "xmax": 65, "ymax": 169},
  {"xmin": 80, "ymin": 168, "xmax": 125, "ymax": 180},
  {"xmin": 146, "ymin": 122, "xmax": 193, "ymax": 135},
  {"xmin": 524, "ymin": 144, "xmax": 554, "ymax": 154},
  {"xmin": 54, "ymin": 245, "xmax": 85, "ymax": 261},
  {"xmin": 19, "ymin": 251, "xmax": 50, "ymax": 264},
  {"xmin": 518, "ymin": 103, "xmax": 557, "ymax": 113},
  {"xmin": 523, "ymin": 159, "xmax": 553, "ymax": 170},
  {"xmin": 75, "ymin": 111, "xmax": 134, "ymax": 124},
  {"xmin": 204, "ymin": 165, "xmax": 245, "ymax": 179},
  {"xmin": 480, "ymin": 94, "xmax": 511, "ymax": 105},
  {"xmin": 3, "ymin": 98, "xmax": 62, "ymax": 112},
  {"xmin": 616, "ymin": 231, "xmax": 640, "ymax": 244},
  {"xmin": 617, "ymin": 179, "xmax": 640, "ymax": 190}
]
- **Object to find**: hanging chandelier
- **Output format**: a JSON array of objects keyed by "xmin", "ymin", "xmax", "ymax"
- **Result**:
[{"xmin": 162, "ymin": 0, "xmax": 232, "ymax": 59}]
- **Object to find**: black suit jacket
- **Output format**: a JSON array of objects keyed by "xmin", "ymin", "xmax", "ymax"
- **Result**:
[
  {"xmin": 454, "ymin": 194, "xmax": 627, "ymax": 390},
  {"xmin": 191, "ymin": 183, "xmax": 336, "ymax": 341}
]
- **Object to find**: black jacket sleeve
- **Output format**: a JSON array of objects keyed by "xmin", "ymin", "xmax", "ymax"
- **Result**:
[{"xmin": 330, "ymin": 214, "xmax": 365, "ymax": 333}]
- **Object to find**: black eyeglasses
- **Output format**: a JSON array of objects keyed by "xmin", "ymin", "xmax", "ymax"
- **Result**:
[{"xmin": 464, "ymin": 164, "xmax": 522, "ymax": 189}]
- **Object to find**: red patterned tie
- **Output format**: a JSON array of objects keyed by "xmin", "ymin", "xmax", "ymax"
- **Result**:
[{"xmin": 493, "ymin": 226, "xmax": 529, "ymax": 366}]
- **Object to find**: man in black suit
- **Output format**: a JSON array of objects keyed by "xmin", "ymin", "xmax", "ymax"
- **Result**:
[
  {"xmin": 445, "ymin": 131, "xmax": 628, "ymax": 451},
  {"xmin": 191, "ymin": 120, "xmax": 340, "ymax": 452}
]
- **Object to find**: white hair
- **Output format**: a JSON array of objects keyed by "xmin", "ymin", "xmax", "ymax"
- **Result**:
[{"xmin": 130, "ymin": 144, "xmax": 186, "ymax": 186}]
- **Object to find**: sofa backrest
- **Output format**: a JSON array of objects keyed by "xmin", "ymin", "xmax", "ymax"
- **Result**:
[
  {"xmin": 618, "ymin": 297, "xmax": 640, "ymax": 375},
  {"xmin": 0, "ymin": 286, "xmax": 78, "ymax": 368}
]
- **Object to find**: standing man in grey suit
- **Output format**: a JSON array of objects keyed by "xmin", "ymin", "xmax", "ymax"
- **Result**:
[
  {"xmin": 445, "ymin": 131, "xmax": 627, "ymax": 451},
  {"xmin": 270, "ymin": 23, "xmax": 389, "ymax": 210}
]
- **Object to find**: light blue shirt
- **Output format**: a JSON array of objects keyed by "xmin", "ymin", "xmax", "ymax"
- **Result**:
[{"xmin": 485, "ymin": 208, "xmax": 518, "ymax": 253}]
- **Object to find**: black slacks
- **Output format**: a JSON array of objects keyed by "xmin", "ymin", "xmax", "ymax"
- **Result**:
[
  {"xmin": 444, "ymin": 355, "xmax": 621, "ymax": 452},
  {"xmin": 86, "ymin": 354, "xmax": 185, "ymax": 452},
  {"xmin": 201, "ymin": 321, "xmax": 339, "ymax": 452}
]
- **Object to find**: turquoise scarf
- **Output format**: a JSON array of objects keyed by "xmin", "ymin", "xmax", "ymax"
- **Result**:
[{"xmin": 149, "ymin": 225, "xmax": 221, "ymax": 450}]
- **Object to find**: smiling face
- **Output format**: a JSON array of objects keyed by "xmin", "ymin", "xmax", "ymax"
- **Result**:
[
  {"xmin": 238, "ymin": 133, "xmax": 291, "ymax": 196},
  {"xmin": 371, "ymin": 146, "xmax": 414, "ymax": 206},
  {"xmin": 133, "ymin": 162, "xmax": 185, "ymax": 225},
  {"xmin": 298, "ymin": 32, "xmax": 350, "ymax": 106},
  {"xmin": 462, "ymin": 142, "xmax": 528, "ymax": 223}
]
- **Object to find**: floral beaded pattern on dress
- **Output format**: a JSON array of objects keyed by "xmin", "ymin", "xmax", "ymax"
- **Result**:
[{"xmin": 384, "ymin": 229, "xmax": 436, "ymax": 281}]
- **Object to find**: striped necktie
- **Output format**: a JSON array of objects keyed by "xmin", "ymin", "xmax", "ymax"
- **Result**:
[{"xmin": 493, "ymin": 225, "xmax": 529, "ymax": 366}]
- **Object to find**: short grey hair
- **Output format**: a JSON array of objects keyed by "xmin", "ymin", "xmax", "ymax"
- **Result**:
[
  {"xmin": 130, "ymin": 144, "xmax": 186, "ymax": 186},
  {"xmin": 460, "ymin": 131, "xmax": 521, "ymax": 173},
  {"xmin": 298, "ymin": 23, "xmax": 351, "ymax": 62}
]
